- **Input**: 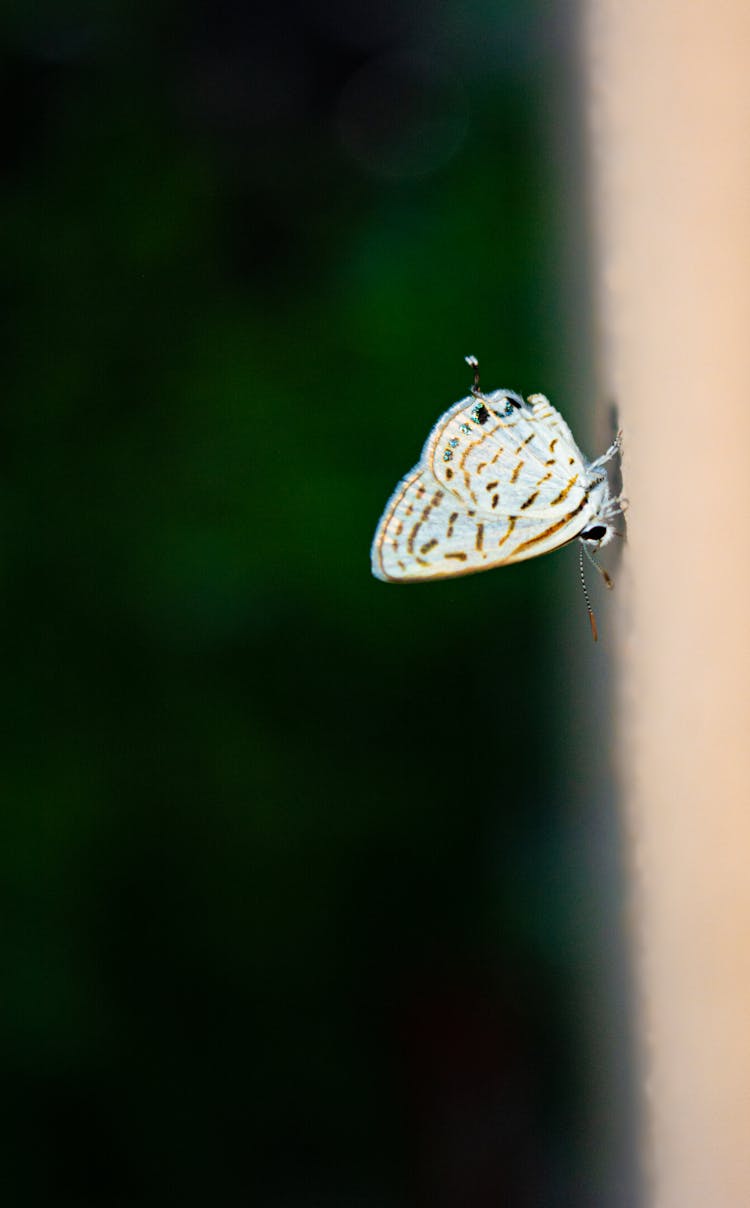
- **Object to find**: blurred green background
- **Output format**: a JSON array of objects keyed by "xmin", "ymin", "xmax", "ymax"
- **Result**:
[{"xmin": 0, "ymin": 0, "xmax": 635, "ymax": 1202}]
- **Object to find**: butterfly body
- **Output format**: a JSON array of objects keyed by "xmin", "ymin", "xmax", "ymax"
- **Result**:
[{"xmin": 371, "ymin": 383, "xmax": 621, "ymax": 584}]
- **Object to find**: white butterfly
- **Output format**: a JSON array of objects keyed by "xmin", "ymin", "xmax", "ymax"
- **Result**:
[{"xmin": 370, "ymin": 357, "xmax": 623, "ymax": 639}]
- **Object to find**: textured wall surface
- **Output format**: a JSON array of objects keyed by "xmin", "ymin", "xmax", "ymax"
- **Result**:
[{"xmin": 585, "ymin": 3, "xmax": 750, "ymax": 1204}]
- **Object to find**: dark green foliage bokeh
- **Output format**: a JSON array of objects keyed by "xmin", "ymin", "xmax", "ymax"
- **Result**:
[{"xmin": 0, "ymin": 1, "xmax": 628, "ymax": 1203}]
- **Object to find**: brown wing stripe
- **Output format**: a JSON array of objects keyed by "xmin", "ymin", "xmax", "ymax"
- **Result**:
[
  {"xmin": 520, "ymin": 490, "xmax": 539, "ymax": 510},
  {"xmin": 512, "ymin": 496, "xmax": 587, "ymax": 554},
  {"xmin": 463, "ymin": 470, "xmax": 478, "ymax": 503},
  {"xmin": 407, "ymin": 491, "xmax": 445, "ymax": 553},
  {"xmin": 445, "ymin": 552, "xmax": 468, "ymax": 561},
  {"xmin": 510, "ymin": 461, "xmax": 524, "ymax": 484},
  {"xmin": 548, "ymin": 475, "xmax": 578, "ymax": 507},
  {"xmin": 458, "ymin": 428, "xmax": 495, "ymax": 470},
  {"xmin": 475, "ymin": 524, "xmax": 484, "ymax": 552},
  {"xmin": 497, "ymin": 517, "xmax": 516, "ymax": 547}
]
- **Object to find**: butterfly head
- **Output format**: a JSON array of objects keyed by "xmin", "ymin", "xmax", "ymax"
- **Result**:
[
  {"xmin": 579, "ymin": 478, "xmax": 622, "ymax": 550},
  {"xmin": 579, "ymin": 522, "xmax": 614, "ymax": 550}
]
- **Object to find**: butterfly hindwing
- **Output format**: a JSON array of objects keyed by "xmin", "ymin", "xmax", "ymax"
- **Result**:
[{"xmin": 424, "ymin": 391, "xmax": 589, "ymax": 520}]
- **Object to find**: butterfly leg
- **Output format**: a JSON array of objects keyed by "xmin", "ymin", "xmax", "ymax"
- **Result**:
[{"xmin": 588, "ymin": 429, "xmax": 623, "ymax": 472}]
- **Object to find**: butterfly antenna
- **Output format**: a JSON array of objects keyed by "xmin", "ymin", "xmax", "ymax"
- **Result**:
[
  {"xmin": 583, "ymin": 541, "xmax": 614, "ymax": 589},
  {"xmin": 579, "ymin": 544, "xmax": 599, "ymax": 642},
  {"xmin": 464, "ymin": 354, "xmax": 482, "ymax": 396}
]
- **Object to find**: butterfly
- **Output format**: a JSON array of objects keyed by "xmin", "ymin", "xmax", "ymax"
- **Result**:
[{"xmin": 370, "ymin": 357, "xmax": 624, "ymax": 639}]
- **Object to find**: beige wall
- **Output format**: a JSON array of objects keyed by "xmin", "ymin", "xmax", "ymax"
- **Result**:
[{"xmin": 584, "ymin": 2, "xmax": 750, "ymax": 1204}]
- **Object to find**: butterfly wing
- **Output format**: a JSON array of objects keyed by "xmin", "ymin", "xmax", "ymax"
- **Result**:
[
  {"xmin": 371, "ymin": 390, "xmax": 598, "ymax": 582},
  {"xmin": 371, "ymin": 464, "xmax": 515, "ymax": 582},
  {"xmin": 425, "ymin": 390, "xmax": 590, "ymax": 519},
  {"xmin": 371, "ymin": 466, "xmax": 594, "ymax": 582}
]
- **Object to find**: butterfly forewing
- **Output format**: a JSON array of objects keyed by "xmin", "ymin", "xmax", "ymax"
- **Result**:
[{"xmin": 371, "ymin": 463, "xmax": 595, "ymax": 583}]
